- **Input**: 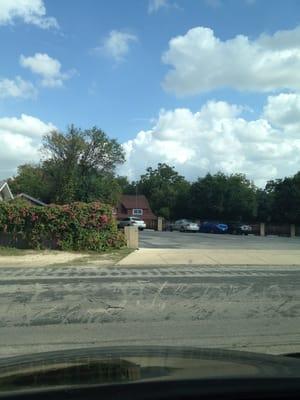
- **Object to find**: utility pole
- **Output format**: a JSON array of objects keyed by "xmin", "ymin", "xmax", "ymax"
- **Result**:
[{"xmin": 135, "ymin": 183, "xmax": 138, "ymax": 209}]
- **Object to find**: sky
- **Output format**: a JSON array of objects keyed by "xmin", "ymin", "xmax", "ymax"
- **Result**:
[{"xmin": 1, "ymin": 0, "xmax": 300, "ymax": 187}]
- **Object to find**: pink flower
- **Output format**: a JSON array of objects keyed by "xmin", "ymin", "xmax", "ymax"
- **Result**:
[
  {"xmin": 31, "ymin": 214, "xmax": 38, "ymax": 222},
  {"xmin": 99, "ymin": 215, "xmax": 108, "ymax": 224}
]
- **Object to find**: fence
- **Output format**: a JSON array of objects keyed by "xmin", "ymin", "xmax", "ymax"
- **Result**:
[
  {"xmin": 145, "ymin": 219, "xmax": 166, "ymax": 230},
  {"xmin": 265, "ymin": 223, "xmax": 291, "ymax": 236},
  {"xmin": 162, "ymin": 220, "xmax": 299, "ymax": 236}
]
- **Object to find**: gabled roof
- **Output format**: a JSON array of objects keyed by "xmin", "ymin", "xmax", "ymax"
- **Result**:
[
  {"xmin": 119, "ymin": 194, "xmax": 157, "ymax": 219},
  {"xmin": 16, "ymin": 193, "xmax": 47, "ymax": 206},
  {"xmin": 0, "ymin": 180, "xmax": 6, "ymax": 191},
  {"xmin": 120, "ymin": 195, "xmax": 151, "ymax": 210},
  {"xmin": 0, "ymin": 180, "xmax": 14, "ymax": 200}
]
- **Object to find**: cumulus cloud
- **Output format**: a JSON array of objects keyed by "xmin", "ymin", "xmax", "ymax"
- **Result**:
[
  {"xmin": 263, "ymin": 93, "xmax": 300, "ymax": 134},
  {"xmin": 120, "ymin": 95, "xmax": 300, "ymax": 187},
  {"xmin": 0, "ymin": 114, "xmax": 56, "ymax": 179},
  {"xmin": 93, "ymin": 30, "xmax": 138, "ymax": 62},
  {"xmin": 0, "ymin": 0, "xmax": 58, "ymax": 29},
  {"xmin": 162, "ymin": 26, "xmax": 300, "ymax": 95},
  {"xmin": 0, "ymin": 76, "xmax": 37, "ymax": 99},
  {"xmin": 20, "ymin": 53, "xmax": 74, "ymax": 88}
]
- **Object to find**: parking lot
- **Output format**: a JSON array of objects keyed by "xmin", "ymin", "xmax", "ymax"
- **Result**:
[{"xmin": 139, "ymin": 230, "xmax": 300, "ymax": 250}]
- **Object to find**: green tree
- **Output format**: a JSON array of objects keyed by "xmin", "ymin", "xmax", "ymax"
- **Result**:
[
  {"xmin": 190, "ymin": 172, "xmax": 257, "ymax": 221},
  {"xmin": 265, "ymin": 172, "xmax": 300, "ymax": 223},
  {"xmin": 8, "ymin": 164, "xmax": 52, "ymax": 202},
  {"xmin": 115, "ymin": 176, "xmax": 136, "ymax": 195},
  {"xmin": 136, "ymin": 163, "xmax": 191, "ymax": 219},
  {"xmin": 10, "ymin": 125, "xmax": 125, "ymax": 205}
]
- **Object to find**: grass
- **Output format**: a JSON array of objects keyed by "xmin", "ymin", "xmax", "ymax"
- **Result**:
[
  {"xmin": 0, "ymin": 246, "xmax": 33, "ymax": 256},
  {"xmin": 65, "ymin": 247, "xmax": 134, "ymax": 266}
]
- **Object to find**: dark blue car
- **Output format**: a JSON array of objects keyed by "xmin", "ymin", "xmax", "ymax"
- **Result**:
[{"xmin": 199, "ymin": 221, "xmax": 228, "ymax": 234}]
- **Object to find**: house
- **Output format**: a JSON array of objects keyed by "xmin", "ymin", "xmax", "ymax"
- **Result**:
[
  {"xmin": 15, "ymin": 193, "xmax": 47, "ymax": 206},
  {"xmin": 116, "ymin": 195, "xmax": 157, "ymax": 226},
  {"xmin": 0, "ymin": 180, "xmax": 14, "ymax": 202}
]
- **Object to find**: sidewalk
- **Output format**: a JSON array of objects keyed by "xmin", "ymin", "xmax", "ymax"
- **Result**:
[{"xmin": 117, "ymin": 248, "xmax": 300, "ymax": 266}]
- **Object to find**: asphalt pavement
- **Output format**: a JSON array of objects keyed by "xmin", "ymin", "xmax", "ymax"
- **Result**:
[
  {"xmin": 0, "ymin": 264, "xmax": 299, "ymax": 357},
  {"xmin": 139, "ymin": 230, "xmax": 300, "ymax": 249}
]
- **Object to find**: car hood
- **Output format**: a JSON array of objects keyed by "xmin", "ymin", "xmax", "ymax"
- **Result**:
[{"xmin": 0, "ymin": 346, "xmax": 299, "ymax": 393}]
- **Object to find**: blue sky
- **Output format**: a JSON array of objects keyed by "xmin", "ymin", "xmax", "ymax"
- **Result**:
[{"xmin": 1, "ymin": 0, "xmax": 300, "ymax": 185}]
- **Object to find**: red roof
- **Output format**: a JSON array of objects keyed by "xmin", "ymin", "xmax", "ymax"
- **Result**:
[
  {"xmin": 120, "ymin": 195, "xmax": 150, "ymax": 209},
  {"xmin": 118, "ymin": 195, "xmax": 156, "ymax": 220}
]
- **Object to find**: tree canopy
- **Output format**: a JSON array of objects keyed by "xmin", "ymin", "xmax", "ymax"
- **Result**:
[
  {"xmin": 8, "ymin": 127, "xmax": 300, "ymax": 223},
  {"xmin": 189, "ymin": 173, "xmax": 257, "ymax": 221},
  {"xmin": 133, "ymin": 163, "xmax": 190, "ymax": 220},
  {"xmin": 9, "ymin": 125, "xmax": 125, "ymax": 205}
]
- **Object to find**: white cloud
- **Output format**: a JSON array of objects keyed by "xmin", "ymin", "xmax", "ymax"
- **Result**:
[
  {"xmin": 94, "ymin": 30, "xmax": 138, "ymax": 62},
  {"xmin": 0, "ymin": 76, "xmax": 37, "ymax": 99},
  {"xmin": 0, "ymin": 0, "xmax": 58, "ymax": 29},
  {"xmin": 148, "ymin": 0, "xmax": 169, "ymax": 13},
  {"xmin": 120, "ymin": 96, "xmax": 300, "ymax": 187},
  {"xmin": 0, "ymin": 114, "xmax": 56, "ymax": 179},
  {"xmin": 263, "ymin": 93, "xmax": 300, "ymax": 134},
  {"xmin": 162, "ymin": 26, "xmax": 300, "ymax": 95},
  {"xmin": 20, "ymin": 53, "xmax": 74, "ymax": 87}
]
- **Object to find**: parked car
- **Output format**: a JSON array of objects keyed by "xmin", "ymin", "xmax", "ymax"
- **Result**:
[
  {"xmin": 170, "ymin": 219, "xmax": 199, "ymax": 232},
  {"xmin": 117, "ymin": 217, "xmax": 146, "ymax": 231},
  {"xmin": 227, "ymin": 223, "xmax": 252, "ymax": 235},
  {"xmin": 199, "ymin": 221, "xmax": 228, "ymax": 234}
]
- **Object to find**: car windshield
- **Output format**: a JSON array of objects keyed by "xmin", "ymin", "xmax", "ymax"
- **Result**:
[{"xmin": 0, "ymin": 0, "xmax": 300, "ymax": 391}]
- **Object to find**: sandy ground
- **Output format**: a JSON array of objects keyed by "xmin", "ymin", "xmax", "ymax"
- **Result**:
[
  {"xmin": 0, "ymin": 251, "xmax": 90, "ymax": 267},
  {"xmin": 0, "ymin": 248, "xmax": 131, "ymax": 267}
]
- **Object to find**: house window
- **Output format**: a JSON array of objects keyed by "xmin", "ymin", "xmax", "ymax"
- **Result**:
[{"xmin": 132, "ymin": 208, "xmax": 143, "ymax": 216}]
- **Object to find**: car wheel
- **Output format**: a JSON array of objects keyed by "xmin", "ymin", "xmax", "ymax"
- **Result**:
[
  {"xmin": 170, "ymin": 227, "xmax": 173, "ymax": 232},
  {"xmin": 139, "ymin": 228, "xmax": 144, "ymax": 231},
  {"xmin": 180, "ymin": 227, "xmax": 185, "ymax": 232}
]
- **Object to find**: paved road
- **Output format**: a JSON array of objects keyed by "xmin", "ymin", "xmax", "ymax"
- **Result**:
[
  {"xmin": 0, "ymin": 264, "xmax": 299, "ymax": 357},
  {"xmin": 139, "ymin": 230, "xmax": 300, "ymax": 250}
]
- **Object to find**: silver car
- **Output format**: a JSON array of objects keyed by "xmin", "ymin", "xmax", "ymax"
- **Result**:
[
  {"xmin": 118, "ymin": 217, "xmax": 146, "ymax": 231},
  {"xmin": 170, "ymin": 219, "xmax": 199, "ymax": 232}
]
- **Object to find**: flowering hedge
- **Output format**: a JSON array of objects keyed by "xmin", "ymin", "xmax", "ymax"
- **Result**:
[{"xmin": 0, "ymin": 201, "xmax": 125, "ymax": 251}]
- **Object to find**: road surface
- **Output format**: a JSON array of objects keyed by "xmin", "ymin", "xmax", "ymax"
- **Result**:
[
  {"xmin": 139, "ymin": 230, "xmax": 300, "ymax": 249},
  {"xmin": 0, "ymin": 264, "xmax": 299, "ymax": 357}
]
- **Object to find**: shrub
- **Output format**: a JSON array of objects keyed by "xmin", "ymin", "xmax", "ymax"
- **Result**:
[{"xmin": 0, "ymin": 201, "xmax": 125, "ymax": 251}]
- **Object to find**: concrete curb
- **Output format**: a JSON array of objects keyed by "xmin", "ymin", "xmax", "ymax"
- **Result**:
[{"xmin": 117, "ymin": 248, "xmax": 300, "ymax": 266}]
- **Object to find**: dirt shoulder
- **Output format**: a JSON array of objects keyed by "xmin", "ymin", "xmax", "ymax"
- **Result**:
[{"xmin": 0, "ymin": 247, "xmax": 132, "ymax": 267}]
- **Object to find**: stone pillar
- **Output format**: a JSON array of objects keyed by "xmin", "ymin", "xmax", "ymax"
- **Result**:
[
  {"xmin": 290, "ymin": 224, "xmax": 296, "ymax": 237},
  {"xmin": 260, "ymin": 222, "xmax": 265, "ymax": 236},
  {"xmin": 157, "ymin": 217, "xmax": 163, "ymax": 232},
  {"xmin": 124, "ymin": 226, "xmax": 139, "ymax": 249}
]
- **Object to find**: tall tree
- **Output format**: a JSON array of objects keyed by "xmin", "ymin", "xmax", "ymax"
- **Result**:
[
  {"xmin": 190, "ymin": 172, "xmax": 257, "ymax": 221},
  {"xmin": 115, "ymin": 176, "xmax": 136, "ymax": 195},
  {"xmin": 136, "ymin": 163, "xmax": 191, "ymax": 219},
  {"xmin": 265, "ymin": 173, "xmax": 300, "ymax": 223},
  {"xmin": 10, "ymin": 125, "xmax": 125, "ymax": 205},
  {"xmin": 8, "ymin": 164, "xmax": 52, "ymax": 203}
]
